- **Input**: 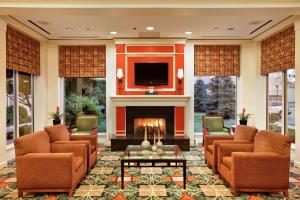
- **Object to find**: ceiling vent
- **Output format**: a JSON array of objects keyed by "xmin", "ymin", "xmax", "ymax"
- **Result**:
[
  {"xmin": 28, "ymin": 20, "xmax": 51, "ymax": 35},
  {"xmin": 58, "ymin": 36, "xmax": 100, "ymax": 39},
  {"xmin": 138, "ymin": 31, "xmax": 160, "ymax": 38},
  {"xmin": 249, "ymin": 20, "xmax": 273, "ymax": 35},
  {"xmin": 201, "ymin": 35, "xmax": 242, "ymax": 39}
]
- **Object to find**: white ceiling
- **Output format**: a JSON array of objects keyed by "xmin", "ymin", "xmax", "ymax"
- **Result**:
[{"xmin": 0, "ymin": 7, "xmax": 298, "ymax": 39}]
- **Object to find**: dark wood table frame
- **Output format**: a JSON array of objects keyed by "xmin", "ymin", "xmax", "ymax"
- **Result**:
[{"xmin": 120, "ymin": 158, "xmax": 187, "ymax": 189}]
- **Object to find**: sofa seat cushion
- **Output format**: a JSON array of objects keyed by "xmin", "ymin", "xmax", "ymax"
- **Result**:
[
  {"xmin": 91, "ymin": 145, "xmax": 96, "ymax": 153},
  {"xmin": 222, "ymin": 156, "xmax": 232, "ymax": 169},
  {"xmin": 207, "ymin": 145, "xmax": 214, "ymax": 154},
  {"xmin": 73, "ymin": 156, "xmax": 84, "ymax": 171},
  {"xmin": 44, "ymin": 124, "xmax": 70, "ymax": 143}
]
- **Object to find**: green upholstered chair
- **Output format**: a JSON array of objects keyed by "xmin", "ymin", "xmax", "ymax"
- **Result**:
[
  {"xmin": 202, "ymin": 115, "xmax": 230, "ymax": 145},
  {"xmin": 72, "ymin": 115, "xmax": 98, "ymax": 135}
]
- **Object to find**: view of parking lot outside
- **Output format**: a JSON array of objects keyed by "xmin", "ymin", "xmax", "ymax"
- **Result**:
[
  {"xmin": 64, "ymin": 78, "xmax": 106, "ymax": 133},
  {"xmin": 268, "ymin": 72, "xmax": 283, "ymax": 133},
  {"xmin": 194, "ymin": 76, "xmax": 236, "ymax": 132}
]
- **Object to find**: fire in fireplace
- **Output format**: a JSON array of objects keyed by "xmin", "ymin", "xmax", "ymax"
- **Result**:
[{"xmin": 134, "ymin": 118, "xmax": 166, "ymax": 138}]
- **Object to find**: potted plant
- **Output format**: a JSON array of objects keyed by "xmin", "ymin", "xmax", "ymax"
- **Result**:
[
  {"xmin": 237, "ymin": 108, "xmax": 252, "ymax": 125},
  {"xmin": 49, "ymin": 106, "xmax": 63, "ymax": 125}
]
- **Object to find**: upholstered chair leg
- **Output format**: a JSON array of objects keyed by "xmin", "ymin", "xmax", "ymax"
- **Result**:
[
  {"xmin": 69, "ymin": 189, "xmax": 74, "ymax": 197},
  {"xmin": 18, "ymin": 190, "xmax": 23, "ymax": 198},
  {"xmin": 283, "ymin": 190, "xmax": 289, "ymax": 197},
  {"xmin": 233, "ymin": 188, "xmax": 238, "ymax": 196}
]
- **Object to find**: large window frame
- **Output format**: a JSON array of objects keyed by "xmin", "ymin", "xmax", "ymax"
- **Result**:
[
  {"xmin": 266, "ymin": 69, "xmax": 295, "ymax": 142},
  {"xmin": 194, "ymin": 76, "xmax": 238, "ymax": 134},
  {"xmin": 6, "ymin": 70, "xmax": 34, "ymax": 148},
  {"xmin": 61, "ymin": 77, "xmax": 106, "ymax": 134}
]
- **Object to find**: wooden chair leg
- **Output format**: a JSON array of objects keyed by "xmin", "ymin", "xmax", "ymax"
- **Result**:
[
  {"xmin": 283, "ymin": 190, "xmax": 289, "ymax": 197},
  {"xmin": 18, "ymin": 190, "xmax": 23, "ymax": 198}
]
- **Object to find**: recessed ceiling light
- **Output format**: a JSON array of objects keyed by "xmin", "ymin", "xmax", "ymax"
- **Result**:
[
  {"xmin": 227, "ymin": 27, "xmax": 234, "ymax": 31},
  {"xmin": 185, "ymin": 31, "xmax": 192, "ymax": 35},
  {"xmin": 214, "ymin": 27, "xmax": 219, "ymax": 30},
  {"xmin": 65, "ymin": 27, "xmax": 73, "ymax": 31},
  {"xmin": 110, "ymin": 31, "xmax": 117, "ymax": 35},
  {"xmin": 146, "ymin": 26, "xmax": 154, "ymax": 31},
  {"xmin": 86, "ymin": 27, "xmax": 91, "ymax": 31}
]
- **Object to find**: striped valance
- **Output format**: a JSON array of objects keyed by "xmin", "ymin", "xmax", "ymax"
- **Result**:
[
  {"xmin": 59, "ymin": 45, "xmax": 106, "ymax": 78},
  {"xmin": 261, "ymin": 26, "xmax": 295, "ymax": 75},
  {"xmin": 194, "ymin": 45, "xmax": 240, "ymax": 76},
  {"xmin": 6, "ymin": 26, "xmax": 40, "ymax": 75}
]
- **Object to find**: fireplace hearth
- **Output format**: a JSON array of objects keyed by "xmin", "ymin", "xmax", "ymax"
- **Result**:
[{"xmin": 126, "ymin": 106, "xmax": 174, "ymax": 138}]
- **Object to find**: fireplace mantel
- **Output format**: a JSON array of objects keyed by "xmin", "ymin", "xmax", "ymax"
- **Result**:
[{"xmin": 110, "ymin": 95, "xmax": 191, "ymax": 106}]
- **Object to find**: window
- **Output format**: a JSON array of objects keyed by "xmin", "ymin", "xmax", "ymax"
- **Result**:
[
  {"xmin": 267, "ymin": 69, "xmax": 295, "ymax": 143},
  {"xmin": 6, "ymin": 70, "xmax": 34, "ymax": 145},
  {"xmin": 194, "ymin": 76, "xmax": 237, "ymax": 132},
  {"xmin": 64, "ymin": 78, "xmax": 106, "ymax": 133}
]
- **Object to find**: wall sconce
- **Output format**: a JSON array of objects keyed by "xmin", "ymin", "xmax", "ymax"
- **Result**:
[
  {"xmin": 117, "ymin": 68, "xmax": 123, "ymax": 93},
  {"xmin": 177, "ymin": 69, "xmax": 184, "ymax": 94}
]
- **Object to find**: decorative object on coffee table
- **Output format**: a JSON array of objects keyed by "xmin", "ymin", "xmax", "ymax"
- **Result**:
[
  {"xmin": 152, "ymin": 133, "xmax": 158, "ymax": 152},
  {"xmin": 49, "ymin": 106, "xmax": 63, "ymax": 125},
  {"xmin": 156, "ymin": 121, "xmax": 163, "ymax": 148},
  {"xmin": 237, "ymin": 108, "xmax": 252, "ymax": 125},
  {"xmin": 141, "ymin": 124, "xmax": 150, "ymax": 150}
]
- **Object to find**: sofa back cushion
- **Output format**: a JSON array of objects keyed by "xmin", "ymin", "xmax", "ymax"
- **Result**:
[
  {"xmin": 44, "ymin": 124, "xmax": 70, "ymax": 143},
  {"xmin": 14, "ymin": 131, "xmax": 51, "ymax": 156},
  {"xmin": 254, "ymin": 130, "xmax": 291, "ymax": 155},
  {"xmin": 233, "ymin": 125, "xmax": 258, "ymax": 142}
]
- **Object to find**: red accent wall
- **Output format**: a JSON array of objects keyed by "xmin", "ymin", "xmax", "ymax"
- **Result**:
[
  {"xmin": 116, "ymin": 107, "xmax": 126, "ymax": 134},
  {"xmin": 175, "ymin": 107, "xmax": 185, "ymax": 134},
  {"xmin": 116, "ymin": 44, "xmax": 184, "ymax": 95}
]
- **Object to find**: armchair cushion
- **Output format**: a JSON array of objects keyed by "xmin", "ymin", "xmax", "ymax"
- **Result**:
[
  {"xmin": 14, "ymin": 131, "xmax": 50, "ymax": 156},
  {"xmin": 234, "ymin": 125, "xmax": 258, "ymax": 142},
  {"xmin": 76, "ymin": 115, "xmax": 98, "ymax": 132},
  {"xmin": 253, "ymin": 131, "xmax": 291, "ymax": 155},
  {"xmin": 44, "ymin": 124, "xmax": 70, "ymax": 143},
  {"xmin": 203, "ymin": 116, "xmax": 223, "ymax": 132}
]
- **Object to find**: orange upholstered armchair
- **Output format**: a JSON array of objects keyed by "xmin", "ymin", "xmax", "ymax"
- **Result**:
[
  {"xmin": 218, "ymin": 130, "xmax": 291, "ymax": 197},
  {"xmin": 45, "ymin": 124, "xmax": 98, "ymax": 172},
  {"xmin": 14, "ymin": 131, "xmax": 87, "ymax": 197},
  {"xmin": 204, "ymin": 125, "xmax": 258, "ymax": 172}
]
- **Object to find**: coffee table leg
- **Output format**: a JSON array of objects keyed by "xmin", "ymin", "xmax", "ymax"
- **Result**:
[
  {"xmin": 183, "ymin": 160, "xmax": 186, "ymax": 189},
  {"xmin": 121, "ymin": 161, "xmax": 124, "ymax": 189}
]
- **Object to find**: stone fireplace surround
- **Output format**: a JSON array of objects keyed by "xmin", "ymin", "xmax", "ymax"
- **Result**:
[{"xmin": 126, "ymin": 106, "xmax": 174, "ymax": 138}]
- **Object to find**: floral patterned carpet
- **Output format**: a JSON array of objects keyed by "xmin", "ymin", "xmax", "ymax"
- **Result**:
[{"xmin": 0, "ymin": 146, "xmax": 300, "ymax": 199}]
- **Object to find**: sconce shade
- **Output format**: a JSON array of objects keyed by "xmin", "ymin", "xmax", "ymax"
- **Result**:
[
  {"xmin": 177, "ymin": 69, "xmax": 184, "ymax": 79},
  {"xmin": 117, "ymin": 68, "xmax": 123, "ymax": 79}
]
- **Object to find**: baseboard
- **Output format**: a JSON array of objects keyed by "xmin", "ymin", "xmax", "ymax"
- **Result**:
[{"xmin": 294, "ymin": 161, "xmax": 300, "ymax": 168}]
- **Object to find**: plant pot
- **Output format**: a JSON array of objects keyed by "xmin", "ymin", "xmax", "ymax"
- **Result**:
[
  {"xmin": 239, "ymin": 120, "xmax": 247, "ymax": 125},
  {"xmin": 53, "ymin": 119, "xmax": 61, "ymax": 125}
]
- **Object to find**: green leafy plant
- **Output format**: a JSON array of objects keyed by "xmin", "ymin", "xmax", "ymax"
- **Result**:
[{"xmin": 237, "ymin": 108, "xmax": 252, "ymax": 121}]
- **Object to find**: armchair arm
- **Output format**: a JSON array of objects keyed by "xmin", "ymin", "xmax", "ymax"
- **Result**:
[
  {"xmin": 204, "ymin": 135, "xmax": 234, "ymax": 149},
  {"xmin": 70, "ymin": 135, "xmax": 98, "ymax": 148},
  {"xmin": 231, "ymin": 152, "xmax": 290, "ymax": 189},
  {"xmin": 16, "ymin": 153, "xmax": 74, "ymax": 189},
  {"xmin": 218, "ymin": 143, "xmax": 253, "ymax": 164},
  {"xmin": 51, "ymin": 142, "xmax": 87, "ymax": 158}
]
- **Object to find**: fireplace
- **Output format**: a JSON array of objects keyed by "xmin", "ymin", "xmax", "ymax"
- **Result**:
[{"xmin": 126, "ymin": 106, "xmax": 174, "ymax": 138}]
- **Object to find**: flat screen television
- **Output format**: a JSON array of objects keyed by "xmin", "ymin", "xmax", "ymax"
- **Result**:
[{"xmin": 135, "ymin": 62, "xmax": 168, "ymax": 85}]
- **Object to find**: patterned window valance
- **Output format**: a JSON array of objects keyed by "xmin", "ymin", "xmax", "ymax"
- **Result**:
[
  {"xmin": 59, "ymin": 45, "xmax": 106, "ymax": 78},
  {"xmin": 194, "ymin": 45, "xmax": 240, "ymax": 76},
  {"xmin": 6, "ymin": 26, "xmax": 40, "ymax": 75},
  {"xmin": 261, "ymin": 26, "xmax": 295, "ymax": 75}
]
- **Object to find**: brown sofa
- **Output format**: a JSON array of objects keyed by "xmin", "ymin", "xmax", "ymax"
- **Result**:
[
  {"xmin": 218, "ymin": 130, "xmax": 291, "ymax": 197},
  {"xmin": 44, "ymin": 124, "xmax": 98, "ymax": 172},
  {"xmin": 14, "ymin": 131, "xmax": 87, "ymax": 197},
  {"xmin": 204, "ymin": 125, "xmax": 258, "ymax": 172}
]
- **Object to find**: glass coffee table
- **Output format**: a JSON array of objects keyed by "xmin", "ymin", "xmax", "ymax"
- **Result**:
[{"xmin": 120, "ymin": 145, "xmax": 187, "ymax": 189}]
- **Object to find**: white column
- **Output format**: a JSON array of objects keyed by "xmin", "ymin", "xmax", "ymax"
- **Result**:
[
  {"xmin": 34, "ymin": 41, "xmax": 49, "ymax": 130},
  {"xmin": 0, "ymin": 19, "xmax": 8, "ymax": 167},
  {"xmin": 46, "ymin": 44, "xmax": 60, "ymax": 125},
  {"xmin": 184, "ymin": 41, "xmax": 194, "ymax": 145},
  {"xmin": 294, "ymin": 20, "xmax": 300, "ymax": 168},
  {"xmin": 105, "ymin": 41, "xmax": 116, "ymax": 145}
]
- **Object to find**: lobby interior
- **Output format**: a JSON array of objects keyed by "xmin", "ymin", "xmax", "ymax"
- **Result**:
[{"xmin": 1, "ymin": 0, "xmax": 300, "ymax": 199}]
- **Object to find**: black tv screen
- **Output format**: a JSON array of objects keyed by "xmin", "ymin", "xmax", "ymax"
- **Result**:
[{"xmin": 135, "ymin": 63, "xmax": 168, "ymax": 85}]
